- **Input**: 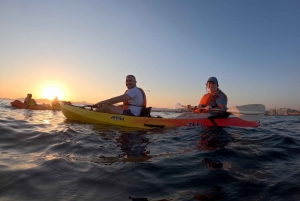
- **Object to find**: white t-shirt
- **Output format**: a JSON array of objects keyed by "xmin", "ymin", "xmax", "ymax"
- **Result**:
[{"xmin": 126, "ymin": 87, "xmax": 144, "ymax": 116}]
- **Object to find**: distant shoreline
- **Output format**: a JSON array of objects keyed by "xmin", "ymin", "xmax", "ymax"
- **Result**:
[{"xmin": 265, "ymin": 114, "xmax": 300, "ymax": 116}]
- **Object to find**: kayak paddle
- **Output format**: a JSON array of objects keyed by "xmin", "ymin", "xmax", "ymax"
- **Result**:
[
  {"xmin": 212, "ymin": 104, "xmax": 266, "ymax": 121},
  {"xmin": 174, "ymin": 103, "xmax": 266, "ymax": 121}
]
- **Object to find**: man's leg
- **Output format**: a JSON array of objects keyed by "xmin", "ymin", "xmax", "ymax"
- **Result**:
[{"xmin": 95, "ymin": 104, "xmax": 123, "ymax": 114}]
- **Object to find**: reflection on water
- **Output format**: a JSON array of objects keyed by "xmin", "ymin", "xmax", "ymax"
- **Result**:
[
  {"xmin": 197, "ymin": 127, "xmax": 233, "ymax": 200},
  {"xmin": 117, "ymin": 131, "xmax": 151, "ymax": 161},
  {"xmin": 199, "ymin": 127, "xmax": 233, "ymax": 169},
  {"xmin": 2, "ymin": 99, "xmax": 300, "ymax": 201},
  {"xmin": 199, "ymin": 127, "xmax": 234, "ymax": 170},
  {"xmin": 88, "ymin": 125, "xmax": 154, "ymax": 164},
  {"xmin": 199, "ymin": 127, "xmax": 233, "ymax": 151},
  {"xmin": 194, "ymin": 186, "xmax": 226, "ymax": 201},
  {"xmin": 128, "ymin": 196, "xmax": 149, "ymax": 201},
  {"xmin": 202, "ymin": 158, "xmax": 223, "ymax": 169}
]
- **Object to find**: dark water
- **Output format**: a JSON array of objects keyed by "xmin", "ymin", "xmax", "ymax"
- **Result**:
[{"xmin": 1, "ymin": 99, "xmax": 300, "ymax": 201}]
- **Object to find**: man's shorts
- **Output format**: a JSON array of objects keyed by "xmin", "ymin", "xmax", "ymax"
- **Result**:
[{"xmin": 123, "ymin": 109, "xmax": 135, "ymax": 116}]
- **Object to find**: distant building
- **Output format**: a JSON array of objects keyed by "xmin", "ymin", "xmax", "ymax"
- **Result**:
[
  {"xmin": 277, "ymin": 108, "xmax": 288, "ymax": 115},
  {"xmin": 268, "ymin": 108, "xmax": 277, "ymax": 115},
  {"xmin": 265, "ymin": 108, "xmax": 299, "ymax": 116},
  {"xmin": 287, "ymin": 108, "xmax": 299, "ymax": 115}
]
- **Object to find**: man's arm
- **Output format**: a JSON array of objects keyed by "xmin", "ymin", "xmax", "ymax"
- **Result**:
[{"xmin": 97, "ymin": 94, "xmax": 131, "ymax": 105}]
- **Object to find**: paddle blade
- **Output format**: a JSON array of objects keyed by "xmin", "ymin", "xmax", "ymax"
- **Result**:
[
  {"xmin": 230, "ymin": 112, "xmax": 265, "ymax": 121},
  {"xmin": 227, "ymin": 104, "xmax": 266, "ymax": 121},
  {"xmin": 173, "ymin": 102, "xmax": 190, "ymax": 109},
  {"xmin": 173, "ymin": 102, "xmax": 182, "ymax": 109}
]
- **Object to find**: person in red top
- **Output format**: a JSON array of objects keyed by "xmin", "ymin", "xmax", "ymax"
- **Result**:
[
  {"xmin": 94, "ymin": 75, "xmax": 146, "ymax": 116},
  {"xmin": 176, "ymin": 77, "xmax": 228, "ymax": 118}
]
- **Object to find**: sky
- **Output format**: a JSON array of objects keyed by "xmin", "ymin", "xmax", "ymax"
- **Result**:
[{"xmin": 0, "ymin": 0, "xmax": 299, "ymax": 109}]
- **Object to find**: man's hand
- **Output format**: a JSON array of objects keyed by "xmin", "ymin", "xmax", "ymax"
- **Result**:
[{"xmin": 204, "ymin": 105, "xmax": 212, "ymax": 111}]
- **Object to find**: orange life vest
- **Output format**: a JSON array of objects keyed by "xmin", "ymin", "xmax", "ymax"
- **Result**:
[
  {"xmin": 199, "ymin": 93, "xmax": 214, "ymax": 106},
  {"xmin": 194, "ymin": 93, "xmax": 215, "ymax": 113},
  {"xmin": 123, "ymin": 87, "xmax": 147, "ymax": 110},
  {"xmin": 194, "ymin": 91, "xmax": 228, "ymax": 113}
]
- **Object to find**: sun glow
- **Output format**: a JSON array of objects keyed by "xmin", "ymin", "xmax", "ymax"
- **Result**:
[{"xmin": 42, "ymin": 86, "xmax": 63, "ymax": 100}]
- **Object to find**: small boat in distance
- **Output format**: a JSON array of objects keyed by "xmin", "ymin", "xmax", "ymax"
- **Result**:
[{"xmin": 11, "ymin": 100, "xmax": 61, "ymax": 110}]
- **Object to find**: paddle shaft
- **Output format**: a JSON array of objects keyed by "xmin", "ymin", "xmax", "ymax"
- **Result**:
[
  {"xmin": 184, "ymin": 105, "xmax": 225, "ymax": 112},
  {"xmin": 181, "ymin": 104, "xmax": 266, "ymax": 121},
  {"xmin": 185, "ymin": 105, "xmax": 263, "ymax": 114}
]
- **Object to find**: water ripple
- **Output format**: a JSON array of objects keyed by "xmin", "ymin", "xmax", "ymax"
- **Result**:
[{"xmin": 1, "ymin": 99, "xmax": 300, "ymax": 201}]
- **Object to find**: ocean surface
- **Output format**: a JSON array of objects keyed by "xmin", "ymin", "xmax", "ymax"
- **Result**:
[{"xmin": 1, "ymin": 99, "xmax": 300, "ymax": 201}]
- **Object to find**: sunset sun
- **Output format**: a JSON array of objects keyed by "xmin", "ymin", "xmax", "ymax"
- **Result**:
[{"xmin": 42, "ymin": 86, "xmax": 63, "ymax": 100}]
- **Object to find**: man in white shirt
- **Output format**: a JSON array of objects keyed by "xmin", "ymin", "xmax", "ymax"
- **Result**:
[{"xmin": 94, "ymin": 75, "xmax": 146, "ymax": 116}]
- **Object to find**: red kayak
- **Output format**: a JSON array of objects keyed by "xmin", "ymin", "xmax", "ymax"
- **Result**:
[{"xmin": 11, "ymin": 100, "xmax": 60, "ymax": 110}]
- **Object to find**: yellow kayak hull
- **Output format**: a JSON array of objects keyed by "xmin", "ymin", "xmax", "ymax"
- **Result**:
[{"xmin": 60, "ymin": 102, "xmax": 260, "ymax": 129}]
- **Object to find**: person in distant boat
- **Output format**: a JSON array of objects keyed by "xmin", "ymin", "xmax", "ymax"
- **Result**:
[
  {"xmin": 51, "ymin": 96, "xmax": 60, "ymax": 107},
  {"xmin": 176, "ymin": 77, "xmax": 228, "ymax": 118},
  {"xmin": 93, "ymin": 75, "xmax": 146, "ymax": 116},
  {"xmin": 24, "ymin": 93, "xmax": 37, "ymax": 106}
]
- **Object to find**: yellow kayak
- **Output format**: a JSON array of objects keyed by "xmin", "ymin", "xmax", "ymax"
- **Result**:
[{"xmin": 60, "ymin": 101, "xmax": 261, "ymax": 129}]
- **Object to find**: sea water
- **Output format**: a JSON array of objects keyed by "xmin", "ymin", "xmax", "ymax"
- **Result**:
[{"xmin": 1, "ymin": 99, "xmax": 300, "ymax": 201}]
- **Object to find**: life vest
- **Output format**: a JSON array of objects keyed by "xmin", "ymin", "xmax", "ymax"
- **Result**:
[
  {"xmin": 194, "ymin": 93, "xmax": 214, "ymax": 113},
  {"xmin": 29, "ymin": 100, "xmax": 36, "ymax": 106},
  {"xmin": 123, "ymin": 87, "xmax": 147, "ymax": 110},
  {"xmin": 25, "ymin": 98, "xmax": 36, "ymax": 106},
  {"xmin": 199, "ymin": 93, "xmax": 214, "ymax": 106}
]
